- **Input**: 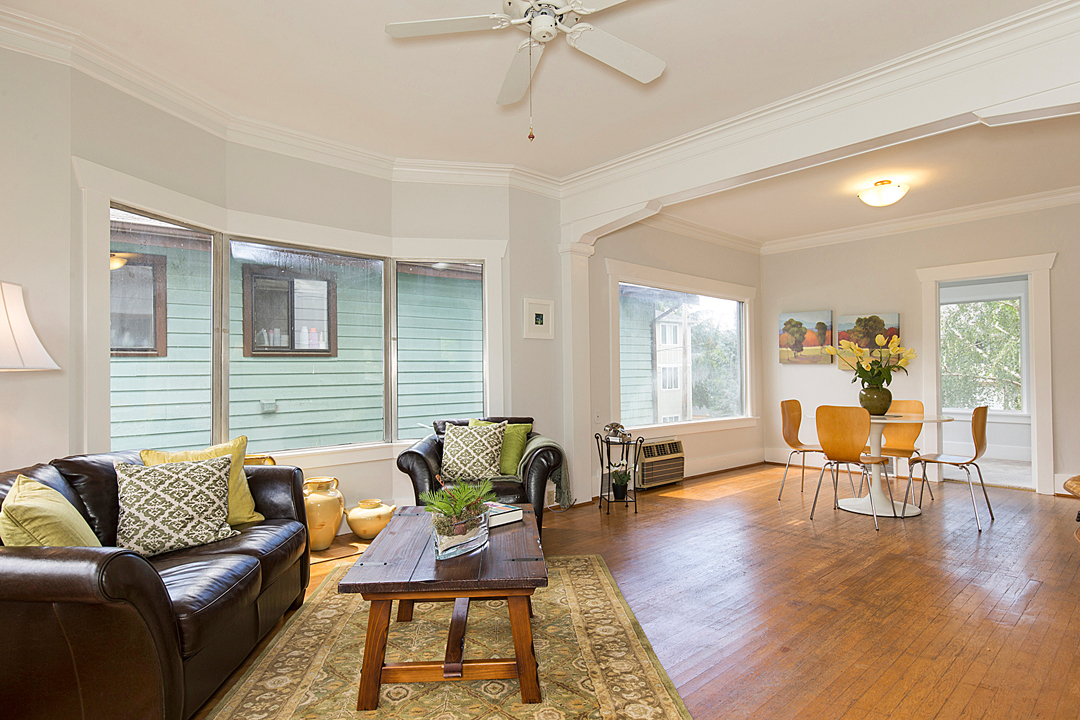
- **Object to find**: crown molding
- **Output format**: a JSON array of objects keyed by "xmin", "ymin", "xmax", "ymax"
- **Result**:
[
  {"xmin": 558, "ymin": 0, "xmax": 1080, "ymax": 199},
  {"xmin": 760, "ymin": 184, "xmax": 1080, "ymax": 255},
  {"xmin": 638, "ymin": 215, "xmax": 761, "ymax": 255},
  {"xmin": 391, "ymin": 159, "xmax": 561, "ymax": 198}
]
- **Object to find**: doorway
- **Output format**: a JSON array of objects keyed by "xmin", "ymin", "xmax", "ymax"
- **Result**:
[{"xmin": 938, "ymin": 276, "xmax": 1031, "ymax": 489}]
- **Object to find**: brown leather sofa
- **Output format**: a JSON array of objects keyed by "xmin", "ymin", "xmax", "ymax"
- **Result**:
[
  {"xmin": 395, "ymin": 416, "xmax": 563, "ymax": 537},
  {"xmin": 0, "ymin": 450, "xmax": 310, "ymax": 720}
]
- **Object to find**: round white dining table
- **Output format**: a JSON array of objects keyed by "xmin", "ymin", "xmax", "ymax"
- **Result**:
[{"xmin": 836, "ymin": 412, "xmax": 953, "ymax": 518}]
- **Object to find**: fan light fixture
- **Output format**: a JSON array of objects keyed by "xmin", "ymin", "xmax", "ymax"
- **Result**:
[{"xmin": 858, "ymin": 180, "xmax": 909, "ymax": 207}]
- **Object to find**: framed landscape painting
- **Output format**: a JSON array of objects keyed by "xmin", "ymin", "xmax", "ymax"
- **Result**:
[
  {"xmin": 779, "ymin": 311, "xmax": 833, "ymax": 364},
  {"xmin": 836, "ymin": 313, "xmax": 900, "ymax": 369}
]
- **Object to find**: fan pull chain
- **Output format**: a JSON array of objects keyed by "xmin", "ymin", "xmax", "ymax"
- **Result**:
[{"xmin": 528, "ymin": 40, "xmax": 535, "ymax": 141}]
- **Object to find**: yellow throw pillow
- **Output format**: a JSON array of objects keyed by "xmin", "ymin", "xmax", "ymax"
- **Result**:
[
  {"xmin": 0, "ymin": 475, "xmax": 102, "ymax": 547},
  {"xmin": 141, "ymin": 436, "xmax": 264, "ymax": 526}
]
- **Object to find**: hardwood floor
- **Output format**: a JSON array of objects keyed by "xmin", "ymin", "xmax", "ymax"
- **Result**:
[
  {"xmin": 201, "ymin": 464, "xmax": 1080, "ymax": 719},
  {"xmin": 541, "ymin": 464, "xmax": 1080, "ymax": 720}
]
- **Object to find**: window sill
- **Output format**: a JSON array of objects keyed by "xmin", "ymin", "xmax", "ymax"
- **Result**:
[
  {"xmin": 942, "ymin": 409, "xmax": 1030, "ymax": 424},
  {"xmin": 264, "ymin": 440, "xmax": 416, "ymax": 467},
  {"xmin": 627, "ymin": 416, "xmax": 759, "ymax": 437}
]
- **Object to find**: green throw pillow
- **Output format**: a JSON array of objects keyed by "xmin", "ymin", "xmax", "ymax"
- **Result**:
[
  {"xmin": 0, "ymin": 475, "xmax": 102, "ymax": 547},
  {"xmin": 442, "ymin": 422, "xmax": 506, "ymax": 482},
  {"xmin": 470, "ymin": 419, "xmax": 532, "ymax": 476},
  {"xmin": 115, "ymin": 456, "xmax": 239, "ymax": 557}
]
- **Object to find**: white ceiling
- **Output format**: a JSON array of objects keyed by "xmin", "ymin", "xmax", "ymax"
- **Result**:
[
  {"xmin": 660, "ymin": 114, "xmax": 1080, "ymax": 248},
  {"xmin": 0, "ymin": 0, "xmax": 1055, "ymax": 179}
]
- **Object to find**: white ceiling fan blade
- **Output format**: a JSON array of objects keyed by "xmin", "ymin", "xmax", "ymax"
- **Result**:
[
  {"xmin": 565, "ymin": 0, "xmax": 633, "ymax": 15},
  {"xmin": 386, "ymin": 14, "xmax": 511, "ymax": 39},
  {"xmin": 565, "ymin": 23, "xmax": 665, "ymax": 83},
  {"xmin": 497, "ymin": 40, "xmax": 545, "ymax": 105}
]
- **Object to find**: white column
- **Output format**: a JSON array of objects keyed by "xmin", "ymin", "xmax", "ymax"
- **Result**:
[{"xmin": 559, "ymin": 238, "xmax": 596, "ymax": 505}]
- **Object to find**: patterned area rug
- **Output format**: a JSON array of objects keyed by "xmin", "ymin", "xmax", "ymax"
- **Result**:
[{"xmin": 207, "ymin": 555, "xmax": 690, "ymax": 719}]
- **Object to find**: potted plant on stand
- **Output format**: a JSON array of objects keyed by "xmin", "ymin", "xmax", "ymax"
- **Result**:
[
  {"xmin": 825, "ymin": 335, "xmax": 917, "ymax": 415},
  {"xmin": 610, "ymin": 461, "xmax": 632, "ymax": 501},
  {"xmin": 419, "ymin": 479, "xmax": 496, "ymax": 559}
]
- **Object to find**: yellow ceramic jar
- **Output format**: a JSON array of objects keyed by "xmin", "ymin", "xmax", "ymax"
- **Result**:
[
  {"xmin": 347, "ymin": 499, "xmax": 396, "ymax": 540},
  {"xmin": 302, "ymin": 477, "xmax": 344, "ymax": 551}
]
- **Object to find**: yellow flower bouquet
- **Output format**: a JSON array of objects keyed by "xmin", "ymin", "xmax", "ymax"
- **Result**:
[{"xmin": 824, "ymin": 335, "xmax": 917, "ymax": 388}]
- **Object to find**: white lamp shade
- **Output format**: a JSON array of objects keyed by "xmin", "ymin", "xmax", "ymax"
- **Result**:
[
  {"xmin": 0, "ymin": 282, "xmax": 60, "ymax": 371},
  {"xmin": 857, "ymin": 180, "xmax": 909, "ymax": 207}
]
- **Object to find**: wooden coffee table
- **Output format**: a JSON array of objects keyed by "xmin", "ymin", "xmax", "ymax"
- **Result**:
[{"xmin": 338, "ymin": 506, "xmax": 547, "ymax": 711}]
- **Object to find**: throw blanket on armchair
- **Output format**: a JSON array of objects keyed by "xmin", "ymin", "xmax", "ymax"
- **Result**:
[{"xmin": 519, "ymin": 436, "xmax": 574, "ymax": 509}]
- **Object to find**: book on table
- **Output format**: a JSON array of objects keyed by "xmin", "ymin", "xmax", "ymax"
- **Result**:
[{"xmin": 486, "ymin": 501, "xmax": 523, "ymax": 527}]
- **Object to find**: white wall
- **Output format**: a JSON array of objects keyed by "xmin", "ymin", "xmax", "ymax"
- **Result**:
[
  {"xmin": 761, "ymin": 203, "xmax": 1080, "ymax": 481},
  {"xmin": 589, "ymin": 223, "xmax": 764, "ymax": 490}
]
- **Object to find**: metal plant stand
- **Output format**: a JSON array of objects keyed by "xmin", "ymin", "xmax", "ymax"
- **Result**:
[{"xmin": 596, "ymin": 433, "xmax": 644, "ymax": 515}]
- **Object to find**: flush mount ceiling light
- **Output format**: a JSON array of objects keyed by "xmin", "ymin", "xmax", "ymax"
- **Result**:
[{"xmin": 858, "ymin": 180, "xmax": 910, "ymax": 207}]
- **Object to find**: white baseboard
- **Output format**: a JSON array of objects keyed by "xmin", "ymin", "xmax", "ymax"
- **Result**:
[
  {"xmin": 1056, "ymin": 472, "xmax": 1078, "ymax": 495},
  {"xmin": 943, "ymin": 441, "xmax": 1030, "ymax": 462},
  {"xmin": 684, "ymin": 448, "xmax": 765, "ymax": 478}
]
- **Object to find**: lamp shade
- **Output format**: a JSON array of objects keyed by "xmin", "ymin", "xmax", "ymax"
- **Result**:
[
  {"xmin": 0, "ymin": 282, "xmax": 60, "ymax": 371},
  {"xmin": 857, "ymin": 180, "xmax": 909, "ymax": 207}
]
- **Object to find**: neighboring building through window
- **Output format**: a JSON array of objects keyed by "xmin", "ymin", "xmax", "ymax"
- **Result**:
[
  {"xmin": 619, "ymin": 281, "xmax": 745, "ymax": 426},
  {"xmin": 242, "ymin": 264, "xmax": 337, "ymax": 356},
  {"xmin": 111, "ymin": 253, "xmax": 166, "ymax": 356}
]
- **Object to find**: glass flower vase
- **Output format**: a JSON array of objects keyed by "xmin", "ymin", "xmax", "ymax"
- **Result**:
[{"xmin": 431, "ymin": 510, "xmax": 490, "ymax": 560}]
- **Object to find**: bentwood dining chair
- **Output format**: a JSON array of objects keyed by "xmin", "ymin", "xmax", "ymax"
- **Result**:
[
  {"xmin": 907, "ymin": 406, "xmax": 993, "ymax": 531},
  {"xmin": 777, "ymin": 399, "xmax": 824, "ymax": 500},
  {"xmin": 812, "ymin": 406, "xmax": 892, "ymax": 530},
  {"xmin": 861, "ymin": 399, "xmax": 929, "ymax": 499}
]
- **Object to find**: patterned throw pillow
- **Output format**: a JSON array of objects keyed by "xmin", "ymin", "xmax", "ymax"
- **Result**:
[
  {"xmin": 441, "ymin": 421, "xmax": 507, "ymax": 482},
  {"xmin": 115, "ymin": 456, "xmax": 239, "ymax": 556}
]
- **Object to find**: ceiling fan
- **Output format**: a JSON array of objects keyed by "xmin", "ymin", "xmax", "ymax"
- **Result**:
[{"xmin": 386, "ymin": 0, "xmax": 666, "ymax": 105}]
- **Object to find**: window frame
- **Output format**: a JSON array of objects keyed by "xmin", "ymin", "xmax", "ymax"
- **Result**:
[
  {"xmin": 240, "ymin": 262, "xmax": 339, "ymax": 358},
  {"xmin": 110, "ymin": 252, "xmax": 168, "ymax": 357},
  {"xmin": 606, "ymin": 258, "xmax": 757, "ymax": 432}
]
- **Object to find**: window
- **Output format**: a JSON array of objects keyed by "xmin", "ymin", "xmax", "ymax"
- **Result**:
[
  {"xmin": 108, "ymin": 205, "xmax": 486, "ymax": 454},
  {"xmin": 396, "ymin": 262, "xmax": 484, "ymax": 440},
  {"xmin": 109, "ymin": 206, "xmax": 214, "ymax": 451},
  {"xmin": 230, "ymin": 240, "xmax": 384, "ymax": 451},
  {"xmin": 111, "ymin": 253, "xmax": 166, "ymax": 356},
  {"xmin": 242, "ymin": 264, "xmax": 336, "ymax": 356},
  {"xmin": 619, "ymin": 280, "xmax": 745, "ymax": 426}
]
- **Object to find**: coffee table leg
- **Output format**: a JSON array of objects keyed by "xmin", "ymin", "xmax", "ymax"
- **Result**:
[
  {"xmin": 397, "ymin": 599, "xmax": 414, "ymax": 622},
  {"xmin": 507, "ymin": 595, "xmax": 541, "ymax": 703},
  {"xmin": 357, "ymin": 599, "xmax": 393, "ymax": 711}
]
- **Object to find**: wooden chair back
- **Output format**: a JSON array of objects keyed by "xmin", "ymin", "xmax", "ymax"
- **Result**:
[
  {"xmin": 882, "ymin": 399, "xmax": 924, "ymax": 454},
  {"xmin": 780, "ymin": 400, "xmax": 804, "ymax": 449},
  {"xmin": 816, "ymin": 406, "xmax": 870, "ymax": 464},
  {"xmin": 969, "ymin": 406, "xmax": 989, "ymax": 463}
]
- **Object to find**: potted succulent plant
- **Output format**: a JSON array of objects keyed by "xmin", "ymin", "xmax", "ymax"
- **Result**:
[
  {"xmin": 610, "ymin": 461, "xmax": 632, "ymax": 501},
  {"xmin": 419, "ymin": 479, "xmax": 496, "ymax": 559}
]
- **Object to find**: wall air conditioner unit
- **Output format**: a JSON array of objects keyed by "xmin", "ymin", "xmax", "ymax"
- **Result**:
[{"xmin": 638, "ymin": 437, "xmax": 685, "ymax": 488}]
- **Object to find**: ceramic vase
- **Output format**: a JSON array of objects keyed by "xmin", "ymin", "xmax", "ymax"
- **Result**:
[
  {"xmin": 859, "ymin": 385, "xmax": 892, "ymax": 416},
  {"xmin": 346, "ymin": 499, "xmax": 396, "ymax": 540},
  {"xmin": 302, "ymin": 477, "xmax": 344, "ymax": 552}
]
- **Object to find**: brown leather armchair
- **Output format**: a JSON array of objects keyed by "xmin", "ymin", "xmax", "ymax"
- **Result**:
[
  {"xmin": 395, "ymin": 416, "xmax": 563, "ymax": 537},
  {"xmin": 0, "ymin": 452, "xmax": 310, "ymax": 720}
]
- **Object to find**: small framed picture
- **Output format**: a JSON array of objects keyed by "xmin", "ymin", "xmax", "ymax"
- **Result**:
[{"xmin": 523, "ymin": 298, "xmax": 554, "ymax": 340}]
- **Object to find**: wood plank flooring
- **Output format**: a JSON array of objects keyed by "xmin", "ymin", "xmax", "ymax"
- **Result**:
[
  {"xmin": 200, "ymin": 464, "xmax": 1080, "ymax": 719},
  {"xmin": 540, "ymin": 464, "xmax": 1080, "ymax": 720}
]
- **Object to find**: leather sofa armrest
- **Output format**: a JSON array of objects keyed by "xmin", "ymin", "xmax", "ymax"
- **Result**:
[
  {"xmin": 245, "ymin": 465, "xmax": 306, "ymax": 523},
  {"xmin": 396, "ymin": 434, "xmax": 442, "ymax": 504},
  {"xmin": 521, "ymin": 436, "xmax": 564, "ymax": 536},
  {"xmin": 0, "ymin": 546, "xmax": 184, "ymax": 720}
]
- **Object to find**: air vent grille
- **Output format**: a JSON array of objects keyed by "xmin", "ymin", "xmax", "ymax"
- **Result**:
[{"xmin": 639, "ymin": 438, "xmax": 684, "ymax": 488}]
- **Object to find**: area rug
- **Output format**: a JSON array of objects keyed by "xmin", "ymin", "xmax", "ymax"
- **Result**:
[{"xmin": 206, "ymin": 555, "xmax": 690, "ymax": 719}]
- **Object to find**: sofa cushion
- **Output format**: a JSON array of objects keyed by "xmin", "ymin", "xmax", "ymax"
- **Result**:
[
  {"xmin": 151, "ymin": 554, "xmax": 262, "ymax": 658},
  {"xmin": 433, "ymin": 416, "xmax": 534, "ymax": 441},
  {"xmin": 470, "ymin": 419, "xmax": 532, "ymax": 476},
  {"xmin": 0, "ymin": 463, "xmax": 90, "ymax": 526},
  {"xmin": 441, "ymin": 422, "xmax": 506, "ymax": 481},
  {"xmin": 115, "ymin": 457, "xmax": 239, "ymax": 556},
  {"xmin": 141, "ymin": 436, "xmax": 264, "ymax": 527},
  {"xmin": 51, "ymin": 450, "xmax": 143, "ymax": 546},
  {"xmin": 151, "ymin": 519, "xmax": 306, "ymax": 589},
  {"xmin": 0, "ymin": 475, "xmax": 103, "ymax": 547}
]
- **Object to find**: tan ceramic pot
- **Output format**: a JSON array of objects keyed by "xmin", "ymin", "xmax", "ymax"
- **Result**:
[
  {"xmin": 302, "ymin": 477, "xmax": 344, "ymax": 552},
  {"xmin": 346, "ymin": 499, "xmax": 396, "ymax": 540}
]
